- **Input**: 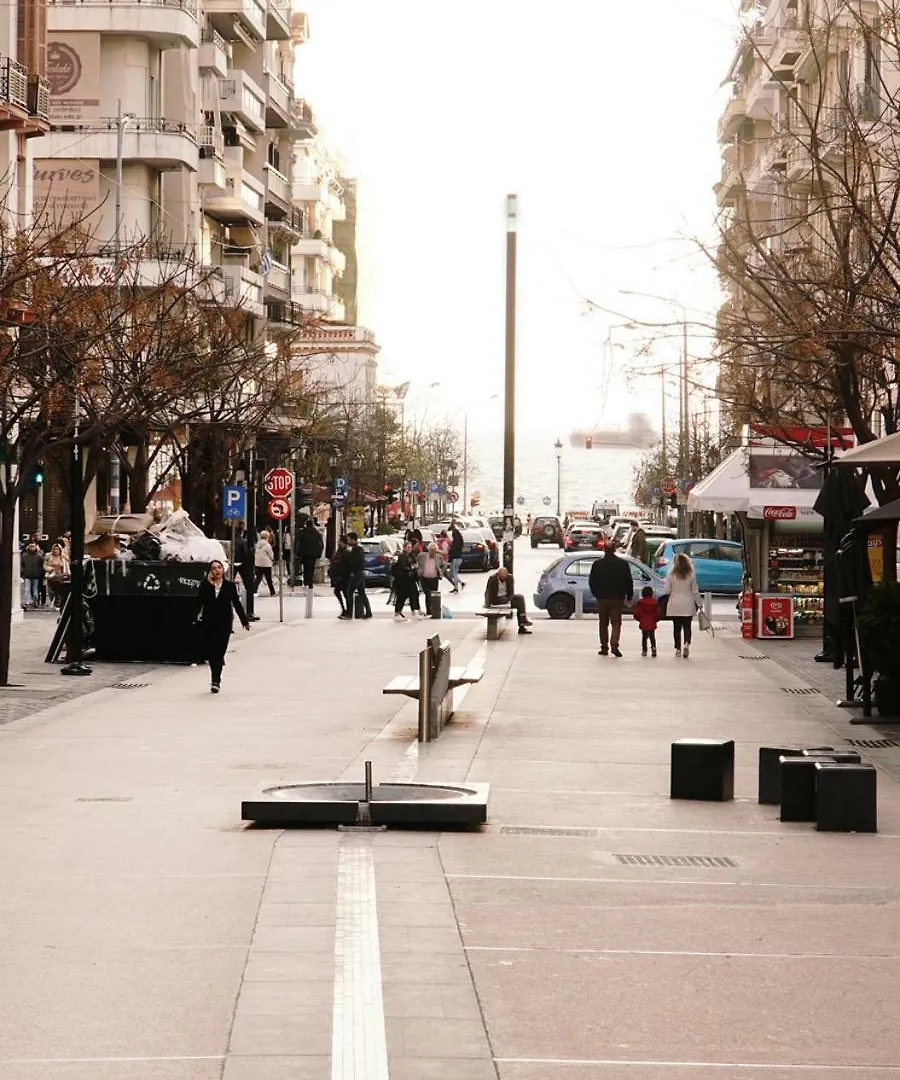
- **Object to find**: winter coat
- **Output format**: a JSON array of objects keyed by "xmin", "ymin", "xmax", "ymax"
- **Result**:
[
  {"xmin": 663, "ymin": 568, "xmax": 702, "ymax": 618},
  {"xmin": 298, "ymin": 525, "xmax": 324, "ymax": 559},
  {"xmin": 630, "ymin": 528, "xmax": 649, "ymax": 565},
  {"xmin": 417, "ymin": 551, "xmax": 445, "ymax": 579},
  {"xmin": 196, "ymin": 578, "xmax": 248, "ymax": 639},
  {"xmin": 329, "ymin": 547, "xmax": 350, "ymax": 586},
  {"xmin": 484, "ymin": 572, "xmax": 516, "ymax": 607},
  {"xmin": 346, "ymin": 543, "xmax": 365, "ymax": 576},
  {"xmin": 393, "ymin": 552, "xmax": 419, "ymax": 583},
  {"xmin": 254, "ymin": 539, "xmax": 274, "ymax": 568},
  {"xmin": 632, "ymin": 594, "xmax": 662, "ymax": 632},
  {"xmin": 44, "ymin": 551, "xmax": 70, "ymax": 580},
  {"xmin": 20, "ymin": 548, "xmax": 44, "ymax": 578},
  {"xmin": 588, "ymin": 552, "xmax": 632, "ymax": 603},
  {"xmin": 449, "ymin": 528, "xmax": 464, "ymax": 560}
]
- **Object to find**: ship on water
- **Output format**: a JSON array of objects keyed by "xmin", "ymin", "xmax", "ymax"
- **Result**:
[{"xmin": 569, "ymin": 412, "xmax": 659, "ymax": 450}]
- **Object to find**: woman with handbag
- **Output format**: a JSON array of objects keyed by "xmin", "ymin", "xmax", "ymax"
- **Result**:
[
  {"xmin": 196, "ymin": 560, "xmax": 250, "ymax": 693},
  {"xmin": 663, "ymin": 551, "xmax": 702, "ymax": 658},
  {"xmin": 392, "ymin": 541, "xmax": 423, "ymax": 620}
]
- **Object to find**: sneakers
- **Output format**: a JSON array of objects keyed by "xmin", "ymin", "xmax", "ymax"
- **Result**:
[
  {"xmin": 521, "ymin": 617, "xmax": 533, "ymax": 627},
  {"xmin": 611, "ymin": 646, "xmax": 623, "ymax": 658},
  {"xmin": 598, "ymin": 648, "xmax": 609, "ymax": 656},
  {"xmin": 394, "ymin": 612, "xmax": 406, "ymax": 621},
  {"xmin": 674, "ymin": 647, "xmax": 681, "ymax": 657},
  {"xmin": 682, "ymin": 644, "xmax": 690, "ymax": 659},
  {"xmin": 450, "ymin": 588, "xmax": 459, "ymax": 594},
  {"xmin": 210, "ymin": 683, "xmax": 220, "ymax": 694},
  {"xmin": 651, "ymin": 648, "xmax": 657, "ymax": 657},
  {"xmin": 517, "ymin": 625, "xmax": 532, "ymax": 635},
  {"xmin": 641, "ymin": 649, "xmax": 647, "ymax": 657}
]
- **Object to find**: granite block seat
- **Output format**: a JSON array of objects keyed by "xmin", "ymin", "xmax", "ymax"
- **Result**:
[
  {"xmin": 815, "ymin": 763, "xmax": 877, "ymax": 833},
  {"xmin": 477, "ymin": 605, "xmax": 513, "ymax": 641},
  {"xmin": 779, "ymin": 752, "xmax": 862, "ymax": 822},
  {"xmin": 758, "ymin": 746, "xmax": 834, "ymax": 805},
  {"xmin": 670, "ymin": 739, "xmax": 734, "ymax": 801}
]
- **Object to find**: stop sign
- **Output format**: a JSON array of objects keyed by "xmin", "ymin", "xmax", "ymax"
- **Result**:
[{"xmin": 264, "ymin": 467, "xmax": 293, "ymax": 498}]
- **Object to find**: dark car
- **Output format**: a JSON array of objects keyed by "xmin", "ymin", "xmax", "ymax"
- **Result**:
[
  {"xmin": 530, "ymin": 515, "xmax": 565, "ymax": 548},
  {"xmin": 533, "ymin": 551, "xmax": 667, "ymax": 619},
  {"xmin": 358, "ymin": 537, "xmax": 397, "ymax": 586},
  {"xmin": 488, "ymin": 515, "xmax": 523, "ymax": 540},
  {"xmin": 563, "ymin": 524, "xmax": 607, "ymax": 553},
  {"xmin": 459, "ymin": 529, "xmax": 492, "ymax": 571}
]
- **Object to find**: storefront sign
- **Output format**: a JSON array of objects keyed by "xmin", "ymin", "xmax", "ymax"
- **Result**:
[
  {"xmin": 763, "ymin": 506, "xmax": 797, "ymax": 520},
  {"xmin": 47, "ymin": 33, "xmax": 100, "ymax": 123},
  {"xmin": 33, "ymin": 159, "xmax": 100, "ymax": 228},
  {"xmin": 867, "ymin": 534, "xmax": 885, "ymax": 584},
  {"xmin": 347, "ymin": 505, "xmax": 366, "ymax": 536},
  {"xmin": 758, "ymin": 595, "xmax": 794, "ymax": 639}
]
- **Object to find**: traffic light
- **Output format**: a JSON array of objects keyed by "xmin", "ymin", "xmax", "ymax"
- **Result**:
[
  {"xmin": 25, "ymin": 461, "xmax": 45, "ymax": 492},
  {"xmin": 585, "ymin": 435, "xmax": 593, "ymax": 450}
]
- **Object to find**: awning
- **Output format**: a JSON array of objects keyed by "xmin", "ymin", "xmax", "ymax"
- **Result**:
[
  {"xmin": 832, "ymin": 431, "xmax": 900, "ymax": 466},
  {"xmin": 688, "ymin": 447, "xmax": 823, "ymax": 522}
]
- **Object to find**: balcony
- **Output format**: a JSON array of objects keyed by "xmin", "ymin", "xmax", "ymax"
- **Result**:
[
  {"xmin": 264, "ymin": 259, "xmax": 290, "ymax": 296},
  {"xmin": 20, "ymin": 74, "xmax": 51, "ymax": 137},
  {"xmin": 0, "ymin": 56, "xmax": 28, "ymax": 122},
  {"xmin": 293, "ymin": 179, "xmax": 329, "ymax": 204},
  {"xmin": 264, "ymin": 163, "xmax": 291, "ymax": 214},
  {"xmin": 267, "ymin": 0, "xmax": 291, "ymax": 40},
  {"xmin": 202, "ymin": 158, "xmax": 265, "ymax": 224},
  {"xmin": 292, "ymin": 284, "xmax": 345, "ymax": 321},
  {"xmin": 204, "ymin": 0, "xmax": 266, "ymax": 43},
  {"xmin": 199, "ymin": 27, "xmax": 231, "ymax": 76},
  {"xmin": 218, "ymin": 69, "xmax": 266, "ymax": 134},
  {"xmin": 289, "ymin": 98, "xmax": 318, "ymax": 138},
  {"xmin": 222, "ymin": 263, "xmax": 264, "ymax": 318},
  {"xmin": 43, "ymin": 117, "xmax": 198, "ymax": 171},
  {"xmin": 718, "ymin": 83, "xmax": 747, "ymax": 142},
  {"xmin": 198, "ymin": 125, "xmax": 226, "ymax": 188},
  {"xmin": 267, "ymin": 208, "xmax": 303, "ymax": 240},
  {"xmin": 266, "ymin": 299, "xmax": 305, "ymax": 332},
  {"xmin": 293, "ymin": 233, "xmax": 346, "ymax": 274},
  {"xmin": 714, "ymin": 145, "xmax": 743, "ymax": 208},
  {"xmin": 48, "ymin": 0, "xmax": 200, "ymax": 50},
  {"xmin": 264, "ymin": 72, "xmax": 291, "ymax": 127}
]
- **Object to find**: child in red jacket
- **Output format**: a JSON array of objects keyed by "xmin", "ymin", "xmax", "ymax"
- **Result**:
[{"xmin": 633, "ymin": 585, "xmax": 661, "ymax": 657}]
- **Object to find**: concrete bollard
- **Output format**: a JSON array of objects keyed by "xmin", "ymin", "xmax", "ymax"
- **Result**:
[
  {"xmin": 305, "ymin": 586, "xmax": 314, "ymax": 619},
  {"xmin": 574, "ymin": 590, "xmax": 583, "ymax": 619}
]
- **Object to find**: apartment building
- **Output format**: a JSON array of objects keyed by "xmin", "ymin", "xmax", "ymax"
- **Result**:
[
  {"xmin": 0, "ymin": 0, "xmax": 50, "ymax": 222},
  {"xmin": 714, "ymin": 0, "xmax": 896, "ymax": 431}
]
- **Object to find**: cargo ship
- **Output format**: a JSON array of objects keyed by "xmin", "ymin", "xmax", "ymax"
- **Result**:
[{"xmin": 569, "ymin": 412, "xmax": 659, "ymax": 449}]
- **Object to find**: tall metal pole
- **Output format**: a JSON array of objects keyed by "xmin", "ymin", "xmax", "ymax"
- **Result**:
[
  {"xmin": 554, "ymin": 438, "xmax": 562, "ymax": 517},
  {"xmin": 462, "ymin": 411, "xmax": 468, "ymax": 510},
  {"xmin": 661, "ymin": 369, "xmax": 668, "ymax": 523},
  {"xmin": 679, "ymin": 318, "xmax": 689, "ymax": 536},
  {"xmin": 503, "ymin": 193, "xmax": 518, "ymax": 573},
  {"xmin": 110, "ymin": 100, "xmax": 125, "ymax": 515},
  {"xmin": 61, "ymin": 392, "xmax": 91, "ymax": 676}
]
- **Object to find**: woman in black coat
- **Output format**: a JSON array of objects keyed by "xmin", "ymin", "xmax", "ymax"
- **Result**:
[{"xmin": 196, "ymin": 559, "xmax": 250, "ymax": 693}]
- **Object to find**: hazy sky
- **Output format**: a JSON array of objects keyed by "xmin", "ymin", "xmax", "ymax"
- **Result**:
[{"xmin": 296, "ymin": 1, "xmax": 740, "ymax": 434}]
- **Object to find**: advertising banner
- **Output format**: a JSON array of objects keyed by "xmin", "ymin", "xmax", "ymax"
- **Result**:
[
  {"xmin": 757, "ymin": 594, "xmax": 795, "ymax": 639},
  {"xmin": 47, "ymin": 33, "xmax": 101, "ymax": 123},
  {"xmin": 33, "ymin": 159, "xmax": 100, "ymax": 229},
  {"xmin": 748, "ymin": 454, "xmax": 822, "ymax": 490}
]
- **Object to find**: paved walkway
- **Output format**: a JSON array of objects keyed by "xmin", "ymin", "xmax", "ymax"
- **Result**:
[{"xmin": 0, "ymin": 590, "xmax": 899, "ymax": 1079}]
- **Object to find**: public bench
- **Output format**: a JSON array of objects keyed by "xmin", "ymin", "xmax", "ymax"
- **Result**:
[
  {"xmin": 476, "ymin": 605, "xmax": 513, "ymax": 640},
  {"xmin": 382, "ymin": 635, "xmax": 484, "ymax": 741}
]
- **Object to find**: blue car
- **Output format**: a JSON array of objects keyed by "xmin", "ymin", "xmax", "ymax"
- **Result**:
[
  {"xmin": 653, "ymin": 538, "xmax": 743, "ymax": 595},
  {"xmin": 359, "ymin": 537, "xmax": 400, "ymax": 587},
  {"xmin": 533, "ymin": 552, "xmax": 668, "ymax": 620}
]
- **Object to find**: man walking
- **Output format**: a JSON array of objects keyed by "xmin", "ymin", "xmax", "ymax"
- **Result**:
[
  {"xmin": 341, "ymin": 532, "xmax": 371, "ymax": 619},
  {"xmin": 588, "ymin": 542, "xmax": 633, "ymax": 657},
  {"xmin": 448, "ymin": 520, "xmax": 466, "ymax": 593},
  {"xmin": 298, "ymin": 519, "xmax": 324, "ymax": 588},
  {"xmin": 484, "ymin": 567, "xmax": 532, "ymax": 634}
]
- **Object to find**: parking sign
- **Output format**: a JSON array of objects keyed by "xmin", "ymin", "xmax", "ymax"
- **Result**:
[{"xmin": 222, "ymin": 484, "xmax": 247, "ymax": 521}]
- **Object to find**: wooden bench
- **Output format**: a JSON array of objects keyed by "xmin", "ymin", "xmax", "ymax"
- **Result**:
[
  {"xmin": 382, "ymin": 635, "xmax": 484, "ymax": 742},
  {"xmin": 477, "ymin": 605, "xmax": 513, "ymax": 640}
]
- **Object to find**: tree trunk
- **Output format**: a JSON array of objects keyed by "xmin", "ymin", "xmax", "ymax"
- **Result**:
[{"xmin": 0, "ymin": 494, "xmax": 18, "ymax": 685}]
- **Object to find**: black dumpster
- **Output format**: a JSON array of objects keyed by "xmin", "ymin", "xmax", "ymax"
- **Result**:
[{"xmin": 88, "ymin": 560, "xmax": 208, "ymax": 663}]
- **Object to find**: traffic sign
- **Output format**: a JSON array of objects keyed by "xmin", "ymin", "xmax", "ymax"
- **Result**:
[
  {"xmin": 333, "ymin": 476, "xmax": 347, "ymax": 494},
  {"xmin": 264, "ymin": 467, "xmax": 293, "ymax": 498},
  {"xmin": 222, "ymin": 484, "xmax": 247, "ymax": 521},
  {"xmin": 447, "ymin": 491, "xmax": 459, "ymax": 503},
  {"xmin": 268, "ymin": 496, "xmax": 291, "ymax": 520},
  {"xmin": 661, "ymin": 476, "xmax": 677, "ymax": 495},
  {"xmin": 516, "ymin": 496, "xmax": 525, "ymax": 505},
  {"xmin": 542, "ymin": 496, "xmax": 551, "ymax": 506},
  {"xmin": 408, "ymin": 479, "xmax": 420, "ymax": 493}
]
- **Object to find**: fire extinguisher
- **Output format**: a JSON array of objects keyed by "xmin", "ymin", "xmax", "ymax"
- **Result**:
[{"xmin": 740, "ymin": 587, "xmax": 756, "ymax": 639}]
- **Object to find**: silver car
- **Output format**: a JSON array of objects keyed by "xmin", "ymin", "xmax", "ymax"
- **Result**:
[{"xmin": 533, "ymin": 551, "xmax": 667, "ymax": 620}]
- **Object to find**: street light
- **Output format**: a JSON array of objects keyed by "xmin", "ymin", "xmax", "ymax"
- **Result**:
[
  {"xmin": 554, "ymin": 439, "xmax": 563, "ymax": 516},
  {"xmin": 503, "ymin": 193, "xmax": 518, "ymax": 572}
]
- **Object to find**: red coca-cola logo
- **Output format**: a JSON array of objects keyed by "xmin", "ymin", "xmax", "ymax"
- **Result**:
[{"xmin": 763, "ymin": 506, "xmax": 796, "ymax": 520}]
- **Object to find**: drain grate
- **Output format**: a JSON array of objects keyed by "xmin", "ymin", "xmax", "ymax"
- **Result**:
[
  {"xmin": 781, "ymin": 687, "xmax": 821, "ymax": 695},
  {"xmin": 738, "ymin": 655, "xmax": 769, "ymax": 660},
  {"xmin": 75, "ymin": 796, "xmax": 133, "ymax": 803},
  {"xmin": 110, "ymin": 682, "xmax": 149, "ymax": 690},
  {"xmin": 501, "ymin": 825, "xmax": 598, "ymax": 838},
  {"xmin": 613, "ymin": 854, "xmax": 738, "ymax": 869},
  {"xmin": 846, "ymin": 738, "xmax": 900, "ymax": 749}
]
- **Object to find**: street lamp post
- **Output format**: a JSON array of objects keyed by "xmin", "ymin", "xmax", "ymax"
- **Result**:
[
  {"xmin": 554, "ymin": 438, "xmax": 563, "ymax": 516},
  {"xmin": 503, "ymin": 193, "xmax": 518, "ymax": 572}
]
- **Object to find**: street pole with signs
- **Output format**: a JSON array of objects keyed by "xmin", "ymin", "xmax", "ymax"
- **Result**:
[{"xmin": 503, "ymin": 193, "xmax": 518, "ymax": 572}]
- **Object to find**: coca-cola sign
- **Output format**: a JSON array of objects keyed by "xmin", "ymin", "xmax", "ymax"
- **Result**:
[{"xmin": 763, "ymin": 506, "xmax": 797, "ymax": 520}]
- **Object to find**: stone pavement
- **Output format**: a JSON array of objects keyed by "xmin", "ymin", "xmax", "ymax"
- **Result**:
[{"xmin": 1, "ymin": 581, "xmax": 899, "ymax": 1079}]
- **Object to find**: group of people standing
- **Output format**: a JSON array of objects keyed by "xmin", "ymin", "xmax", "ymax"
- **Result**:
[
  {"xmin": 20, "ymin": 533, "xmax": 71, "ymax": 611},
  {"xmin": 327, "ymin": 532, "xmax": 373, "ymax": 620},
  {"xmin": 234, "ymin": 519, "xmax": 325, "ymax": 598}
]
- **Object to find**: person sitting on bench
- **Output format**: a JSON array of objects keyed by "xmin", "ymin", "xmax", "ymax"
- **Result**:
[{"xmin": 484, "ymin": 567, "xmax": 533, "ymax": 635}]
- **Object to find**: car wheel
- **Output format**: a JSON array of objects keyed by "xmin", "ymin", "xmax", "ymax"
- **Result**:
[
  {"xmin": 547, "ymin": 593, "xmax": 575, "ymax": 620},
  {"xmin": 543, "ymin": 524, "xmax": 555, "ymax": 539}
]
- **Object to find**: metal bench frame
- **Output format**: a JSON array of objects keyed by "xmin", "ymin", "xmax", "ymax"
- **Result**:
[{"xmin": 477, "ymin": 605, "xmax": 514, "ymax": 640}]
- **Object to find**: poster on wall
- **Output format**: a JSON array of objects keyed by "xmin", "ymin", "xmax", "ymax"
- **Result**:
[
  {"xmin": 33, "ymin": 159, "xmax": 100, "ymax": 229},
  {"xmin": 46, "ymin": 33, "xmax": 100, "ymax": 123},
  {"xmin": 748, "ymin": 454, "xmax": 822, "ymax": 490}
]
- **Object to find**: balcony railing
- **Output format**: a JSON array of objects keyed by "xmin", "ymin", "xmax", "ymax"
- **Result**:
[
  {"xmin": 201, "ymin": 25, "xmax": 228, "ymax": 49},
  {"xmin": 264, "ymin": 163, "xmax": 290, "ymax": 204},
  {"xmin": 27, "ymin": 75, "xmax": 50, "ymax": 121},
  {"xmin": 0, "ymin": 56, "xmax": 28, "ymax": 112},
  {"xmin": 51, "ymin": 115, "xmax": 197, "ymax": 139},
  {"xmin": 199, "ymin": 124, "xmax": 225, "ymax": 158},
  {"xmin": 49, "ymin": 0, "xmax": 198, "ymax": 15}
]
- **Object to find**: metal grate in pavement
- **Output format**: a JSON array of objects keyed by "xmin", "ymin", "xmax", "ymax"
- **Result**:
[
  {"xmin": 501, "ymin": 825, "xmax": 599, "ymax": 838},
  {"xmin": 738, "ymin": 654, "xmax": 769, "ymax": 660},
  {"xmin": 846, "ymin": 738, "xmax": 900, "ymax": 749},
  {"xmin": 613, "ymin": 854, "xmax": 738, "ymax": 869},
  {"xmin": 781, "ymin": 687, "xmax": 821, "ymax": 695},
  {"xmin": 110, "ymin": 682, "xmax": 149, "ymax": 690},
  {"xmin": 75, "ymin": 796, "xmax": 133, "ymax": 802}
]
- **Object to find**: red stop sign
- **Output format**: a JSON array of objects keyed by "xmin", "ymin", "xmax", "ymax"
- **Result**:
[{"xmin": 264, "ymin": 467, "xmax": 293, "ymax": 498}]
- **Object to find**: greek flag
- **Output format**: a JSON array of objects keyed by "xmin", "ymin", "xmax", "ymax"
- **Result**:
[{"xmin": 259, "ymin": 248, "xmax": 273, "ymax": 277}]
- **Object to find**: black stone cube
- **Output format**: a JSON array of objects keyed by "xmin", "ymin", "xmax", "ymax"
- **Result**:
[
  {"xmin": 758, "ymin": 747, "xmax": 804, "ymax": 804},
  {"xmin": 670, "ymin": 739, "xmax": 734, "ymax": 802},
  {"xmin": 780, "ymin": 756, "xmax": 827, "ymax": 821},
  {"xmin": 815, "ymin": 763, "xmax": 877, "ymax": 833}
]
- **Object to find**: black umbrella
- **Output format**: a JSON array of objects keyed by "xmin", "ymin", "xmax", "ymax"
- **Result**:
[{"xmin": 852, "ymin": 496, "xmax": 900, "ymax": 529}]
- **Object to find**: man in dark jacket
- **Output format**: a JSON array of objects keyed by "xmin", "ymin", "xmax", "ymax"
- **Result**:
[
  {"xmin": 298, "ymin": 519, "xmax": 324, "ymax": 587},
  {"xmin": 340, "ymin": 532, "xmax": 372, "ymax": 619},
  {"xmin": 484, "ymin": 567, "xmax": 532, "ymax": 634},
  {"xmin": 20, "ymin": 542, "xmax": 44, "ymax": 610},
  {"xmin": 448, "ymin": 521, "xmax": 466, "ymax": 592},
  {"xmin": 588, "ymin": 544, "xmax": 633, "ymax": 657}
]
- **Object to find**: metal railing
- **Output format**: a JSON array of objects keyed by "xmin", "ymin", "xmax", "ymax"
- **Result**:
[
  {"xmin": 49, "ymin": 0, "xmax": 198, "ymax": 15},
  {"xmin": 264, "ymin": 163, "xmax": 290, "ymax": 203},
  {"xmin": 27, "ymin": 75, "xmax": 49, "ymax": 121},
  {"xmin": 290, "ymin": 98, "xmax": 317, "ymax": 132},
  {"xmin": 0, "ymin": 56, "xmax": 28, "ymax": 112},
  {"xmin": 198, "ymin": 124, "xmax": 225, "ymax": 157},
  {"xmin": 201, "ymin": 26, "xmax": 228, "ymax": 50},
  {"xmin": 50, "ymin": 116, "xmax": 197, "ymax": 140}
]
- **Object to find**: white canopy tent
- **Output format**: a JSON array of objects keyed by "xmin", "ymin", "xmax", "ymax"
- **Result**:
[
  {"xmin": 832, "ymin": 431, "xmax": 900, "ymax": 466},
  {"xmin": 687, "ymin": 447, "xmax": 823, "ymax": 522}
]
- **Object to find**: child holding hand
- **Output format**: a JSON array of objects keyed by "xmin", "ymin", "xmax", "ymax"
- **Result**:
[{"xmin": 633, "ymin": 585, "xmax": 662, "ymax": 657}]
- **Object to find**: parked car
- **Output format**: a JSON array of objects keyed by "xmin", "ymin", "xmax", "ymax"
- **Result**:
[
  {"xmin": 654, "ymin": 538, "xmax": 744, "ymax": 594},
  {"xmin": 626, "ymin": 525, "xmax": 677, "ymax": 564},
  {"xmin": 530, "ymin": 515, "xmax": 565, "ymax": 548},
  {"xmin": 459, "ymin": 528, "xmax": 493, "ymax": 571},
  {"xmin": 533, "ymin": 551, "xmax": 667, "ymax": 620},
  {"xmin": 475, "ymin": 527, "xmax": 501, "ymax": 568},
  {"xmin": 359, "ymin": 537, "xmax": 397, "ymax": 586},
  {"xmin": 488, "ymin": 515, "xmax": 523, "ymax": 539},
  {"xmin": 563, "ymin": 523, "xmax": 607, "ymax": 552}
]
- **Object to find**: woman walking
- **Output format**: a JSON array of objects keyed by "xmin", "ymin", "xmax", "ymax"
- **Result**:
[
  {"xmin": 196, "ymin": 559, "xmax": 250, "ymax": 693},
  {"xmin": 664, "ymin": 551, "xmax": 702, "ymax": 658},
  {"xmin": 392, "ymin": 541, "xmax": 422, "ymax": 620},
  {"xmin": 329, "ymin": 535, "xmax": 350, "ymax": 616},
  {"xmin": 44, "ymin": 542, "xmax": 70, "ymax": 610},
  {"xmin": 417, "ymin": 541, "xmax": 445, "ymax": 613},
  {"xmin": 254, "ymin": 531, "xmax": 276, "ymax": 596}
]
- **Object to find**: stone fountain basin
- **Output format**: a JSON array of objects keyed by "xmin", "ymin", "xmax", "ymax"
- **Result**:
[{"xmin": 241, "ymin": 781, "xmax": 490, "ymax": 827}]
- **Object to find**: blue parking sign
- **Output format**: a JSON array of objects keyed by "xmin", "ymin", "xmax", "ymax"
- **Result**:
[
  {"xmin": 222, "ymin": 484, "xmax": 247, "ymax": 521},
  {"xmin": 408, "ymin": 479, "xmax": 420, "ymax": 493}
]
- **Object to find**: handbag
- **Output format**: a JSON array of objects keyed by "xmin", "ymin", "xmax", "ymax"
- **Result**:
[{"xmin": 697, "ymin": 606, "xmax": 713, "ymax": 635}]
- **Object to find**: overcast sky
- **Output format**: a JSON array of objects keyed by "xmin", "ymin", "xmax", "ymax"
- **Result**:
[{"xmin": 296, "ymin": 1, "xmax": 740, "ymax": 434}]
